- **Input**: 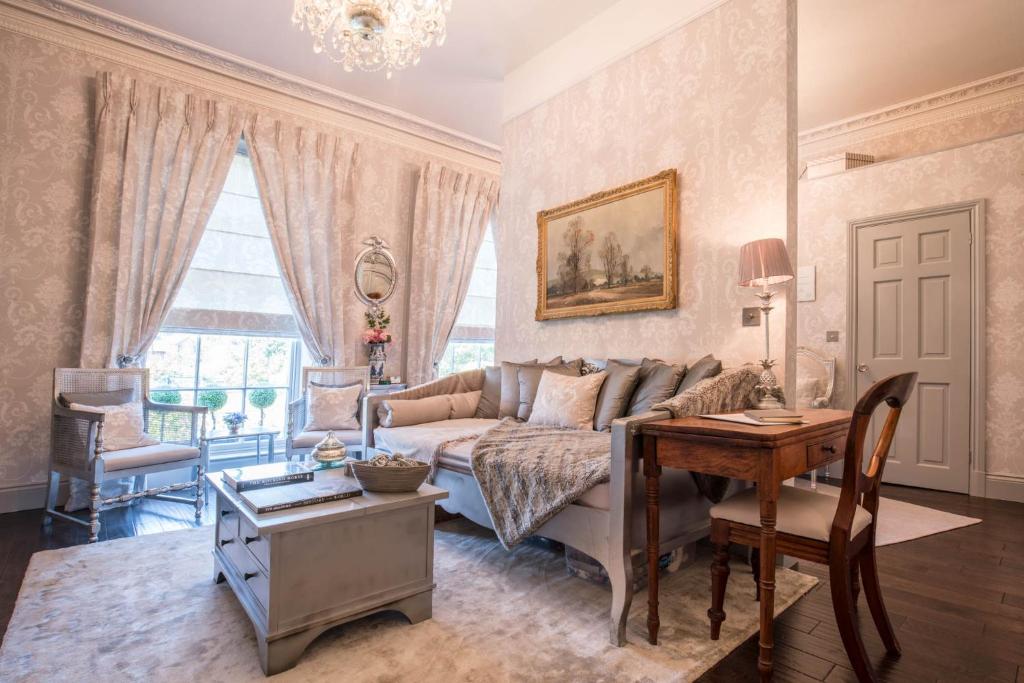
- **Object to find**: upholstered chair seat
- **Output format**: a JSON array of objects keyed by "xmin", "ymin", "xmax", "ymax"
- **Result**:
[
  {"xmin": 291, "ymin": 429, "xmax": 363, "ymax": 449},
  {"xmin": 98, "ymin": 443, "xmax": 200, "ymax": 472},
  {"xmin": 711, "ymin": 487, "xmax": 873, "ymax": 542}
]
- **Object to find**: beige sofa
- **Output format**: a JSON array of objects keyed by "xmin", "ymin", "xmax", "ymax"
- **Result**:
[{"xmin": 362, "ymin": 360, "xmax": 757, "ymax": 646}]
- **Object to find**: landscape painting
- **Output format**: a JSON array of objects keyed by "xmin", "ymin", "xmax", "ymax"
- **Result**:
[{"xmin": 536, "ymin": 169, "xmax": 678, "ymax": 321}]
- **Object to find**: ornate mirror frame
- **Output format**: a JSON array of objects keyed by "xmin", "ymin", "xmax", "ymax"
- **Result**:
[{"xmin": 353, "ymin": 236, "xmax": 398, "ymax": 308}]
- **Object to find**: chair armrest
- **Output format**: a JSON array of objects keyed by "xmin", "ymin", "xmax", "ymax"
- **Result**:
[
  {"xmin": 51, "ymin": 406, "xmax": 103, "ymax": 470},
  {"xmin": 53, "ymin": 404, "xmax": 104, "ymax": 422},
  {"xmin": 287, "ymin": 397, "xmax": 306, "ymax": 439},
  {"xmin": 145, "ymin": 400, "xmax": 208, "ymax": 415},
  {"xmin": 362, "ymin": 393, "xmax": 387, "ymax": 449}
]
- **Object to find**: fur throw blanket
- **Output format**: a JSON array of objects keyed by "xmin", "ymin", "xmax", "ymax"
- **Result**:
[{"xmin": 470, "ymin": 419, "xmax": 612, "ymax": 549}]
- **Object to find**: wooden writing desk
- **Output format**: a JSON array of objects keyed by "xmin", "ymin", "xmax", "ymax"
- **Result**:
[{"xmin": 641, "ymin": 409, "xmax": 851, "ymax": 680}]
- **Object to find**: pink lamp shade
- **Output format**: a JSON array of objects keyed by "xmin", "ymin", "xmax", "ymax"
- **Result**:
[{"xmin": 738, "ymin": 238, "xmax": 794, "ymax": 287}]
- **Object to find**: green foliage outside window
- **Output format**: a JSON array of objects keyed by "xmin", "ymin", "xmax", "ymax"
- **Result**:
[
  {"xmin": 198, "ymin": 389, "xmax": 229, "ymax": 428},
  {"xmin": 248, "ymin": 388, "xmax": 278, "ymax": 426},
  {"xmin": 151, "ymin": 389, "xmax": 182, "ymax": 405}
]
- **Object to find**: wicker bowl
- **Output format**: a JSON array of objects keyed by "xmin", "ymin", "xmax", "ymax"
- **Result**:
[{"xmin": 350, "ymin": 461, "xmax": 430, "ymax": 493}]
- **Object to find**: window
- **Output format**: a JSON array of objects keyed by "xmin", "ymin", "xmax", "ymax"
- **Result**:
[{"xmin": 437, "ymin": 224, "xmax": 496, "ymax": 376}]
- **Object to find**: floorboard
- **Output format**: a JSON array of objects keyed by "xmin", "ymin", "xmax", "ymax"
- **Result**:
[{"xmin": 0, "ymin": 481, "xmax": 1021, "ymax": 682}]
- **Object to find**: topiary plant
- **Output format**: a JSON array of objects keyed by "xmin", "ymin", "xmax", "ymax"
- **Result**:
[
  {"xmin": 197, "ymin": 389, "xmax": 228, "ymax": 429},
  {"xmin": 151, "ymin": 389, "xmax": 182, "ymax": 405},
  {"xmin": 248, "ymin": 388, "xmax": 278, "ymax": 426}
]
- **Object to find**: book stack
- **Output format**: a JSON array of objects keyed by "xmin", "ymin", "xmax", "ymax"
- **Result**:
[
  {"xmin": 221, "ymin": 462, "xmax": 362, "ymax": 514},
  {"xmin": 743, "ymin": 409, "xmax": 805, "ymax": 425}
]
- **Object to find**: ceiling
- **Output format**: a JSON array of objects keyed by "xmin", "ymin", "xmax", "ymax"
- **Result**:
[{"xmin": 78, "ymin": 0, "xmax": 1024, "ymax": 144}]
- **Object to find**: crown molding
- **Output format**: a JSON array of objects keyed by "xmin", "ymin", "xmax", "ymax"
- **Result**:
[
  {"xmin": 798, "ymin": 68, "xmax": 1024, "ymax": 159},
  {"xmin": 0, "ymin": 0, "xmax": 501, "ymax": 172}
]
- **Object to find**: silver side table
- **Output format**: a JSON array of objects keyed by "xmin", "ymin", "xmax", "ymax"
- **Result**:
[{"xmin": 202, "ymin": 427, "xmax": 280, "ymax": 465}]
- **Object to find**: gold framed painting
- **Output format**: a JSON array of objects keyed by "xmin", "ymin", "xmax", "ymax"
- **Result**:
[{"xmin": 536, "ymin": 169, "xmax": 678, "ymax": 321}]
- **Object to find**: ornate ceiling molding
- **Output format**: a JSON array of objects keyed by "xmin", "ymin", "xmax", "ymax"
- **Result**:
[
  {"xmin": 0, "ymin": 0, "xmax": 501, "ymax": 170},
  {"xmin": 798, "ymin": 67, "xmax": 1024, "ymax": 157}
]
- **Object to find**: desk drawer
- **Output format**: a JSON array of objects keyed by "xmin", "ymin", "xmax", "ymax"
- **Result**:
[
  {"xmin": 239, "ymin": 515, "xmax": 271, "ymax": 572},
  {"xmin": 223, "ymin": 537, "xmax": 270, "ymax": 611},
  {"xmin": 807, "ymin": 435, "xmax": 845, "ymax": 469},
  {"xmin": 217, "ymin": 499, "xmax": 240, "ymax": 544}
]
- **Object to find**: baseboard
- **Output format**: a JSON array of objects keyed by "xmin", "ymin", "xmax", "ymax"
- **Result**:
[
  {"xmin": 0, "ymin": 481, "xmax": 66, "ymax": 514},
  {"xmin": 983, "ymin": 474, "xmax": 1024, "ymax": 504}
]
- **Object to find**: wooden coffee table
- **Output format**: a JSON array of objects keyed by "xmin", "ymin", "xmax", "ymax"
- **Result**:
[{"xmin": 207, "ymin": 469, "xmax": 448, "ymax": 675}]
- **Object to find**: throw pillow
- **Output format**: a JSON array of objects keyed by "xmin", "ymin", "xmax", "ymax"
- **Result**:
[
  {"xmin": 69, "ymin": 401, "xmax": 158, "ymax": 451},
  {"xmin": 304, "ymin": 383, "xmax": 362, "ymax": 431},
  {"xmin": 474, "ymin": 366, "xmax": 502, "ymax": 419},
  {"xmin": 498, "ymin": 357, "xmax": 561, "ymax": 419},
  {"xmin": 516, "ymin": 363, "xmax": 581, "ymax": 421},
  {"xmin": 450, "ymin": 390, "xmax": 483, "ymax": 419},
  {"xmin": 528, "ymin": 371, "xmax": 607, "ymax": 430},
  {"xmin": 377, "ymin": 395, "xmax": 452, "ymax": 428},
  {"xmin": 60, "ymin": 388, "xmax": 134, "ymax": 408},
  {"xmin": 627, "ymin": 359, "xmax": 686, "ymax": 415},
  {"xmin": 677, "ymin": 354, "xmax": 723, "ymax": 393},
  {"xmin": 593, "ymin": 360, "xmax": 643, "ymax": 431}
]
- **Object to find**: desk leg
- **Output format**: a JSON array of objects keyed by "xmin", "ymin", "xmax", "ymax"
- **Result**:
[
  {"xmin": 757, "ymin": 473, "xmax": 781, "ymax": 681},
  {"xmin": 643, "ymin": 437, "xmax": 660, "ymax": 645}
]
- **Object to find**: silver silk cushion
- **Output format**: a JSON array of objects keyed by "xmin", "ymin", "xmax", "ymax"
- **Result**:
[
  {"xmin": 474, "ymin": 366, "xmax": 502, "ymax": 419},
  {"xmin": 627, "ymin": 359, "xmax": 686, "ymax": 415},
  {"xmin": 677, "ymin": 354, "xmax": 723, "ymax": 393},
  {"xmin": 498, "ymin": 357, "xmax": 562, "ymax": 418},
  {"xmin": 593, "ymin": 360, "xmax": 643, "ymax": 431},
  {"xmin": 516, "ymin": 364, "xmax": 581, "ymax": 421}
]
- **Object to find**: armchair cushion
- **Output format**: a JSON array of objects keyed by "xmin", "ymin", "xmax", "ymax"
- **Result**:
[
  {"xmin": 59, "ymin": 388, "xmax": 133, "ymax": 408},
  {"xmin": 292, "ymin": 429, "xmax": 362, "ymax": 449},
  {"xmin": 711, "ymin": 487, "xmax": 872, "ymax": 542},
  {"xmin": 70, "ymin": 401, "xmax": 158, "ymax": 451},
  {"xmin": 98, "ymin": 443, "xmax": 199, "ymax": 472},
  {"xmin": 305, "ymin": 383, "xmax": 362, "ymax": 431}
]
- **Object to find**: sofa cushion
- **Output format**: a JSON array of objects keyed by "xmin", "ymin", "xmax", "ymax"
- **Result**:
[
  {"xmin": 98, "ymin": 442, "xmax": 199, "ymax": 472},
  {"xmin": 374, "ymin": 418, "xmax": 499, "ymax": 465},
  {"xmin": 516, "ymin": 363, "xmax": 581, "ymax": 421},
  {"xmin": 528, "ymin": 371, "xmax": 607, "ymax": 430},
  {"xmin": 60, "ymin": 388, "xmax": 134, "ymax": 408},
  {"xmin": 292, "ymin": 429, "xmax": 362, "ymax": 449},
  {"xmin": 474, "ymin": 366, "xmax": 502, "ymax": 419},
  {"xmin": 378, "ymin": 395, "xmax": 452, "ymax": 428},
  {"xmin": 450, "ymin": 391, "xmax": 482, "ymax": 419},
  {"xmin": 498, "ymin": 357, "xmax": 561, "ymax": 418},
  {"xmin": 678, "ymin": 354, "xmax": 722, "ymax": 393},
  {"xmin": 627, "ymin": 359, "xmax": 686, "ymax": 415},
  {"xmin": 593, "ymin": 360, "xmax": 643, "ymax": 431},
  {"xmin": 305, "ymin": 383, "xmax": 361, "ymax": 431},
  {"xmin": 711, "ymin": 486, "xmax": 872, "ymax": 542}
]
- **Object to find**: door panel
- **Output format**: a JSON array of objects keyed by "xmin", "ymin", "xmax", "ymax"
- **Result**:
[{"xmin": 855, "ymin": 209, "xmax": 971, "ymax": 493}]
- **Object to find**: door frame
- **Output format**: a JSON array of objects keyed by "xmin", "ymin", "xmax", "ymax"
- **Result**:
[{"xmin": 846, "ymin": 199, "xmax": 986, "ymax": 497}]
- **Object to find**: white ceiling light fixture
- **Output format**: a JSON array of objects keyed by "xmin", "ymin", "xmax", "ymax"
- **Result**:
[{"xmin": 292, "ymin": 0, "xmax": 452, "ymax": 79}]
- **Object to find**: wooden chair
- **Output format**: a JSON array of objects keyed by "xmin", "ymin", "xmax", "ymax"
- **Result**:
[
  {"xmin": 285, "ymin": 366, "xmax": 370, "ymax": 462},
  {"xmin": 707, "ymin": 373, "xmax": 917, "ymax": 683}
]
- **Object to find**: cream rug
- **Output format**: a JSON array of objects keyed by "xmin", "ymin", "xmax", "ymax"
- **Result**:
[
  {"xmin": 0, "ymin": 520, "xmax": 816, "ymax": 682},
  {"xmin": 795, "ymin": 480, "xmax": 981, "ymax": 546}
]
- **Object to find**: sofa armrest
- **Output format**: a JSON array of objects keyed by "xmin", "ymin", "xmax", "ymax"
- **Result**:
[{"xmin": 608, "ymin": 410, "xmax": 672, "ymax": 542}]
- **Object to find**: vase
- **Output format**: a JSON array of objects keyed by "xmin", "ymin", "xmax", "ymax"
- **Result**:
[
  {"xmin": 228, "ymin": 425, "xmax": 240, "ymax": 435},
  {"xmin": 368, "ymin": 342, "xmax": 386, "ymax": 385}
]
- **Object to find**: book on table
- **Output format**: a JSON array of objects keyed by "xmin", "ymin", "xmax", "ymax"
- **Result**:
[
  {"xmin": 743, "ymin": 409, "xmax": 805, "ymax": 424},
  {"xmin": 222, "ymin": 462, "xmax": 313, "ymax": 492},
  {"xmin": 238, "ymin": 478, "xmax": 363, "ymax": 514}
]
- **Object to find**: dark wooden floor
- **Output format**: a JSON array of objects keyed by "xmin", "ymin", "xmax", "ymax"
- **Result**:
[{"xmin": 1, "ymin": 481, "xmax": 1021, "ymax": 682}]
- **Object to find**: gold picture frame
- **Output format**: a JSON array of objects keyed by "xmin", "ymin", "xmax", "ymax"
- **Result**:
[{"xmin": 536, "ymin": 169, "xmax": 678, "ymax": 321}]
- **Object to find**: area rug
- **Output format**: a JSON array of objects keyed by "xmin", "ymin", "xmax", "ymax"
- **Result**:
[
  {"xmin": 0, "ymin": 520, "xmax": 816, "ymax": 682},
  {"xmin": 795, "ymin": 480, "xmax": 981, "ymax": 546}
]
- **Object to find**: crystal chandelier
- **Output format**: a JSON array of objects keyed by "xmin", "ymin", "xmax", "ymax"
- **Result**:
[{"xmin": 292, "ymin": 0, "xmax": 452, "ymax": 78}]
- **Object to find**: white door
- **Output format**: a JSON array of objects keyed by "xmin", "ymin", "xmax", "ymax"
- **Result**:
[{"xmin": 854, "ymin": 208, "xmax": 972, "ymax": 493}]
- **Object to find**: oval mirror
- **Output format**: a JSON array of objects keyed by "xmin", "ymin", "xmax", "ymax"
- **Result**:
[{"xmin": 354, "ymin": 237, "xmax": 397, "ymax": 306}]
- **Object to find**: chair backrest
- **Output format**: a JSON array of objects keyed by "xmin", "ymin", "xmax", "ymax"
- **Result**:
[
  {"xmin": 300, "ymin": 366, "xmax": 370, "ymax": 392},
  {"xmin": 53, "ymin": 368, "xmax": 148, "ymax": 404},
  {"xmin": 831, "ymin": 372, "xmax": 917, "ymax": 542}
]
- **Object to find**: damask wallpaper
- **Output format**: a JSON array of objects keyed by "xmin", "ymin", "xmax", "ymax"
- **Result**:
[
  {"xmin": 797, "ymin": 132, "xmax": 1024, "ymax": 479},
  {"xmin": 496, "ymin": 0, "xmax": 795, "ymax": 374},
  {"xmin": 0, "ymin": 27, "xmax": 495, "ymax": 506}
]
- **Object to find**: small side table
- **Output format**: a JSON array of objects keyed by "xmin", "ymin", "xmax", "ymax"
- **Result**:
[{"xmin": 203, "ymin": 427, "xmax": 280, "ymax": 465}]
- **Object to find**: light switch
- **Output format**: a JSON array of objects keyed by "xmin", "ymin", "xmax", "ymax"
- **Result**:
[
  {"xmin": 826, "ymin": 330, "xmax": 840, "ymax": 342},
  {"xmin": 742, "ymin": 308, "xmax": 761, "ymax": 327}
]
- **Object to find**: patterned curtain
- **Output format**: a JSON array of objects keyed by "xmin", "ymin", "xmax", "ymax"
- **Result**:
[
  {"xmin": 406, "ymin": 162, "xmax": 499, "ymax": 386},
  {"xmin": 246, "ymin": 115, "xmax": 358, "ymax": 366},
  {"xmin": 79, "ymin": 72, "xmax": 246, "ymax": 368}
]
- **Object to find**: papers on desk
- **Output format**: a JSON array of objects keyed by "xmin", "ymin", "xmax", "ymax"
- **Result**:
[{"xmin": 699, "ymin": 413, "xmax": 808, "ymax": 426}]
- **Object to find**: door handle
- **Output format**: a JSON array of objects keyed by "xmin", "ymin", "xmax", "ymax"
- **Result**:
[{"xmin": 857, "ymin": 364, "xmax": 869, "ymax": 373}]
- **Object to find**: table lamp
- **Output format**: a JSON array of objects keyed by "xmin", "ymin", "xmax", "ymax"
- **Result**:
[{"xmin": 739, "ymin": 238, "xmax": 794, "ymax": 409}]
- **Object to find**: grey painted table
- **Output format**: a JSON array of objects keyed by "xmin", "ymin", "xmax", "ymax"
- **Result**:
[
  {"xmin": 207, "ymin": 469, "xmax": 448, "ymax": 675},
  {"xmin": 203, "ymin": 427, "xmax": 279, "ymax": 464}
]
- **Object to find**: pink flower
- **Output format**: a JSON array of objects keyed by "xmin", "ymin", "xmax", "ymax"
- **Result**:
[{"xmin": 363, "ymin": 328, "xmax": 392, "ymax": 345}]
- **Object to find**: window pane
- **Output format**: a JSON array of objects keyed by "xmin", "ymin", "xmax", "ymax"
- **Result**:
[
  {"xmin": 247, "ymin": 388, "xmax": 288, "ymax": 430},
  {"xmin": 247, "ymin": 337, "xmax": 291, "ymax": 387},
  {"xmin": 198, "ymin": 335, "xmax": 246, "ymax": 388},
  {"xmin": 147, "ymin": 333, "xmax": 197, "ymax": 389},
  {"xmin": 198, "ymin": 388, "xmax": 244, "ymax": 431}
]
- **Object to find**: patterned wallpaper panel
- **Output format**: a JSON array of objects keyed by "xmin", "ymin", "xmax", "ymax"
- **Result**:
[
  {"xmin": 496, "ymin": 0, "xmax": 794, "ymax": 373},
  {"xmin": 797, "ymin": 133, "xmax": 1024, "ymax": 477}
]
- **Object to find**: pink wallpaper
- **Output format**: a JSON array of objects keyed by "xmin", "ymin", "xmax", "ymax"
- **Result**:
[
  {"xmin": 797, "ymin": 133, "xmax": 1024, "ymax": 478},
  {"xmin": 496, "ymin": 0, "xmax": 796, "ymax": 374}
]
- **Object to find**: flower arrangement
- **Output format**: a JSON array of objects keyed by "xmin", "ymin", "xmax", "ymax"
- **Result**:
[
  {"xmin": 223, "ymin": 412, "xmax": 247, "ymax": 434},
  {"xmin": 363, "ymin": 307, "xmax": 392, "ymax": 345}
]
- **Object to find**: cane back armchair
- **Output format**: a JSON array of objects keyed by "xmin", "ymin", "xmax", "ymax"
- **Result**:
[
  {"xmin": 46, "ymin": 368, "xmax": 209, "ymax": 542},
  {"xmin": 286, "ymin": 366, "xmax": 370, "ymax": 462}
]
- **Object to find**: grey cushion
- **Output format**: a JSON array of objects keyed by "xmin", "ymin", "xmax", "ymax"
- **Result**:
[
  {"xmin": 593, "ymin": 360, "xmax": 643, "ymax": 431},
  {"xmin": 711, "ymin": 487, "xmax": 872, "ymax": 542},
  {"xmin": 678, "ymin": 354, "xmax": 723, "ymax": 393},
  {"xmin": 627, "ymin": 359, "xmax": 686, "ymax": 415},
  {"xmin": 516, "ymin": 364, "xmax": 582, "ymax": 421},
  {"xmin": 59, "ymin": 388, "xmax": 134, "ymax": 408},
  {"xmin": 498, "ymin": 357, "xmax": 562, "ymax": 418},
  {"xmin": 474, "ymin": 366, "xmax": 502, "ymax": 419}
]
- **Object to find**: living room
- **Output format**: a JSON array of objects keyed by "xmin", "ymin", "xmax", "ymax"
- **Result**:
[{"xmin": 1, "ymin": 0, "xmax": 1022, "ymax": 680}]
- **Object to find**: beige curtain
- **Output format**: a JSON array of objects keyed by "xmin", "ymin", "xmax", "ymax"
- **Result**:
[
  {"xmin": 406, "ymin": 162, "xmax": 499, "ymax": 386},
  {"xmin": 246, "ymin": 115, "xmax": 358, "ymax": 366},
  {"xmin": 79, "ymin": 72, "xmax": 246, "ymax": 368}
]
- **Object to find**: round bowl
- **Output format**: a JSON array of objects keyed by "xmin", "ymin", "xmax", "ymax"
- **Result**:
[{"xmin": 350, "ymin": 461, "xmax": 429, "ymax": 493}]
